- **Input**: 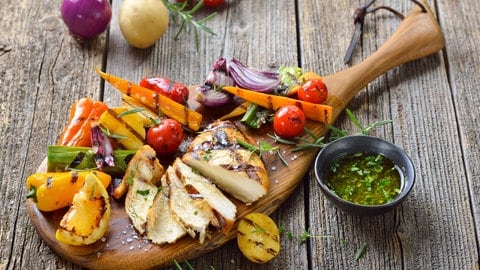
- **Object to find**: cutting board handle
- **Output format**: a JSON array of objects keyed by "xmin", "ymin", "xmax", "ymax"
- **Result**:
[{"xmin": 323, "ymin": 0, "xmax": 445, "ymax": 119}]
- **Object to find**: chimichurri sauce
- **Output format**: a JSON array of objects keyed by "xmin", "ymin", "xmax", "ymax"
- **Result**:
[{"xmin": 325, "ymin": 152, "xmax": 402, "ymax": 205}]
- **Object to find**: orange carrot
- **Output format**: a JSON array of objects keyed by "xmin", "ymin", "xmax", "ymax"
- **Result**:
[
  {"xmin": 96, "ymin": 69, "xmax": 202, "ymax": 131},
  {"xmin": 58, "ymin": 98, "xmax": 108, "ymax": 147},
  {"xmin": 222, "ymin": 86, "xmax": 333, "ymax": 124}
]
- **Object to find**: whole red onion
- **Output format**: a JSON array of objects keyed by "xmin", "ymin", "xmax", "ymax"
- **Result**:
[{"xmin": 61, "ymin": 0, "xmax": 112, "ymax": 41}]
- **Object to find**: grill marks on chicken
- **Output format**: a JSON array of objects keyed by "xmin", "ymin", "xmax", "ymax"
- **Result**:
[
  {"xmin": 183, "ymin": 121, "xmax": 269, "ymax": 203},
  {"xmin": 123, "ymin": 121, "xmax": 269, "ymax": 244}
]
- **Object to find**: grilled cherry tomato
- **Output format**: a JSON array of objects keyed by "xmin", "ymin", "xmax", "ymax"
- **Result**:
[
  {"xmin": 146, "ymin": 118, "xmax": 184, "ymax": 155},
  {"xmin": 140, "ymin": 77, "xmax": 189, "ymax": 104},
  {"xmin": 297, "ymin": 79, "xmax": 328, "ymax": 104},
  {"xmin": 273, "ymin": 105, "xmax": 306, "ymax": 139},
  {"xmin": 203, "ymin": 0, "xmax": 224, "ymax": 7}
]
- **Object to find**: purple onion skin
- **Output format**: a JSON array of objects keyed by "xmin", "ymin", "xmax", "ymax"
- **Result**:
[
  {"xmin": 61, "ymin": 0, "xmax": 112, "ymax": 41},
  {"xmin": 194, "ymin": 85, "xmax": 232, "ymax": 107}
]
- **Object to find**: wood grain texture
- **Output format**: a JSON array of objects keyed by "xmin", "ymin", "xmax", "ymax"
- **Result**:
[
  {"xmin": 1, "ymin": 0, "xmax": 104, "ymax": 269},
  {"xmin": 3, "ymin": 0, "xmax": 480, "ymax": 269}
]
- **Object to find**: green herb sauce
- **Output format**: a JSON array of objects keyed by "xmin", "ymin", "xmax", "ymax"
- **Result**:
[{"xmin": 325, "ymin": 152, "xmax": 402, "ymax": 205}]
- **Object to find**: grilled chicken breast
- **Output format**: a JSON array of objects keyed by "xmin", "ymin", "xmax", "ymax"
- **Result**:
[
  {"xmin": 114, "ymin": 144, "xmax": 164, "ymax": 199},
  {"xmin": 124, "ymin": 145, "xmax": 164, "ymax": 234},
  {"xmin": 146, "ymin": 175, "xmax": 187, "ymax": 245},
  {"xmin": 182, "ymin": 121, "xmax": 269, "ymax": 204},
  {"xmin": 166, "ymin": 166, "xmax": 210, "ymax": 244},
  {"xmin": 174, "ymin": 158, "xmax": 237, "ymax": 232}
]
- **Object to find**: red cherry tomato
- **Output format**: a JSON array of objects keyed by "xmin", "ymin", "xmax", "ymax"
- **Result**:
[
  {"xmin": 146, "ymin": 118, "xmax": 184, "ymax": 155},
  {"xmin": 176, "ymin": 0, "xmax": 224, "ymax": 7},
  {"xmin": 273, "ymin": 105, "xmax": 306, "ymax": 139},
  {"xmin": 140, "ymin": 77, "xmax": 189, "ymax": 104},
  {"xmin": 297, "ymin": 79, "xmax": 328, "ymax": 104},
  {"xmin": 203, "ymin": 0, "xmax": 224, "ymax": 7}
]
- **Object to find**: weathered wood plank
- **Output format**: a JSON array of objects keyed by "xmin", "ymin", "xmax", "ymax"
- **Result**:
[
  {"xmin": 303, "ymin": 0, "xmax": 478, "ymax": 269},
  {"xmin": 0, "ymin": 0, "xmax": 107, "ymax": 269},
  {"xmin": 2, "ymin": 0, "xmax": 479, "ymax": 269},
  {"xmin": 437, "ymin": 0, "xmax": 480, "ymax": 262}
]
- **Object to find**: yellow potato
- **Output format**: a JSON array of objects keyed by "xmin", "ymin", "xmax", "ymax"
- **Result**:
[
  {"xmin": 119, "ymin": 0, "xmax": 169, "ymax": 49},
  {"xmin": 237, "ymin": 213, "xmax": 281, "ymax": 263}
]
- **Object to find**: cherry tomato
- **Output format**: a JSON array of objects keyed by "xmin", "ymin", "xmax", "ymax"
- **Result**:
[
  {"xmin": 273, "ymin": 105, "xmax": 306, "ymax": 139},
  {"xmin": 176, "ymin": 0, "xmax": 224, "ymax": 8},
  {"xmin": 203, "ymin": 0, "xmax": 224, "ymax": 7},
  {"xmin": 297, "ymin": 79, "xmax": 328, "ymax": 104},
  {"xmin": 146, "ymin": 118, "xmax": 184, "ymax": 155},
  {"xmin": 140, "ymin": 77, "xmax": 189, "ymax": 104}
]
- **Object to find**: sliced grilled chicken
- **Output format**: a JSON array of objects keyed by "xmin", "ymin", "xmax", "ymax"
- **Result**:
[
  {"xmin": 182, "ymin": 120, "xmax": 269, "ymax": 204},
  {"xmin": 125, "ymin": 177, "xmax": 158, "ymax": 234},
  {"xmin": 124, "ymin": 145, "xmax": 164, "ymax": 234},
  {"xmin": 166, "ymin": 166, "xmax": 210, "ymax": 244},
  {"xmin": 174, "ymin": 158, "xmax": 237, "ymax": 232},
  {"xmin": 114, "ymin": 144, "xmax": 164, "ymax": 199},
  {"xmin": 146, "ymin": 175, "xmax": 187, "ymax": 245}
]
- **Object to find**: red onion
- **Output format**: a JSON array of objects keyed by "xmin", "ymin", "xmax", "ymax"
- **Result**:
[
  {"xmin": 196, "ymin": 57, "xmax": 282, "ymax": 106},
  {"xmin": 228, "ymin": 58, "xmax": 280, "ymax": 93},
  {"xmin": 194, "ymin": 85, "xmax": 232, "ymax": 107},
  {"xmin": 90, "ymin": 124, "xmax": 114, "ymax": 170},
  {"xmin": 61, "ymin": 0, "xmax": 112, "ymax": 41}
]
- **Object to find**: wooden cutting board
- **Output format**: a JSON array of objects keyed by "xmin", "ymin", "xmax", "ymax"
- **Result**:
[{"xmin": 26, "ymin": 1, "xmax": 443, "ymax": 269}]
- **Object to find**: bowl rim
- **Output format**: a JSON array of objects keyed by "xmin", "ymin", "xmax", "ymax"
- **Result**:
[{"xmin": 313, "ymin": 135, "xmax": 415, "ymax": 212}]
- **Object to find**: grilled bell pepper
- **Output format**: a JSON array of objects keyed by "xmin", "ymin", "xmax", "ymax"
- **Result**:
[
  {"xmin": 55, "ymin": 173, "xmax": 111, "ymax": 245},
  {"xmin": 58, "ymin": 98, "xmax": 108, "ymax": 147},
  {"xmin": 25, "ymin": 171, "xmax": 111, "ymax": 212}
]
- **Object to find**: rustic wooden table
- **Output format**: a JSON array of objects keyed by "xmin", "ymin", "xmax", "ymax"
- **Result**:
[{"xmin": 1, "ymin": 0, "xmax": 479, "ymax": 269}]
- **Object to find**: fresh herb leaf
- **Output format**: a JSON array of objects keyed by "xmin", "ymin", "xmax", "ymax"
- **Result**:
[
  {"xmin": 354, "ymin": 243, "xmax": 367, "ymax": 260},
  {"xmin": 118, "ymin": 108, "xmax": 145, "ymax": 118},
  {"xmin": 163, "ymin": 0, "xmax": 217, "ymax": 50},
  {"xmin": 136, "ymin": 189, "xmax": 150, "ymax": 196}
]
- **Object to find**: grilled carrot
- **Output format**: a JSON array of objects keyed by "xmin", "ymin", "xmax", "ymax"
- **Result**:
[
  {"xmin": 58, "ymin": 98, "xmax": 108, "ymax": 147},
  {"xmin": 96, "ymin": 68, "xmax": 202, "ymax": 131},
  {"xmin": 222, "ymin": 86, "xmax": 333, "ymax": 124}
]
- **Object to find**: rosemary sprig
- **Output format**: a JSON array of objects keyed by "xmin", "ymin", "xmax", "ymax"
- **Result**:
[
  {"xmin": 354, "ymin": 243, "xmax": 367, "ymax": 260},
  {"xmin": 163, "ymin": 0, "xmax": 217, "ymax": 50},
  {"xmin": 345, "ymin": 108, "xmax": 393, "ymax": 135},
  {"xmin": 279, "ymin": 225, "xmax": 332, "ymax": 243},
  {"xmin": 117, "ymin": 108, "xmax": 145, "ymax": 118},
  {"xmin": 269, "ymin": 108, "xmax": 393, "ymax": 152},
  {"xmin": 237, "ymin": 139, "xmax": 288, "ymax": 166}
]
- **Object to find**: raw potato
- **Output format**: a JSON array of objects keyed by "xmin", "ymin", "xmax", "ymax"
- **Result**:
[
  {"xmin": 237, "ymin": 213, "xmax": 281, "ymax": 263},
  {"xmin": 119, "ymin": 0, "xmax": 169, "ymax": 49}
]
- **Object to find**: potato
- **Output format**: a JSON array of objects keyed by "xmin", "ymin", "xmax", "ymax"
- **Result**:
[
  {"xmin": 119, "ymin": 0, "xmax": 169, "ymax": 49},
  {"xmin": 237, "ymin": 213, "xmax": 281, "ymax": 263}
]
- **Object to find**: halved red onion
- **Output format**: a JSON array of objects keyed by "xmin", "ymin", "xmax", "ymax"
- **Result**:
[
  {"xmin": 228, "ymin": 58, "xmax": 280, "ymax": 93},
  {"xmin": 194, "ymin": 85, "xmax": 232, "ymax": 107}
]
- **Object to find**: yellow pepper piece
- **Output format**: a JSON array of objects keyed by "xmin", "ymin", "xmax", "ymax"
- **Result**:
[
  {"xmin": 25, "ymin": 171, "xmax": 111, "ymax": 212},
  {"xmin": 55, "ymin": 173, "xmax": 111, "ymax": 245}
]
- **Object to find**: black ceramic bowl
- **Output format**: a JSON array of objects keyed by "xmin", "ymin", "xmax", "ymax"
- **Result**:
[{"xmin": 314, "ymin": 135, "xmax": 415, "ymax": 216}]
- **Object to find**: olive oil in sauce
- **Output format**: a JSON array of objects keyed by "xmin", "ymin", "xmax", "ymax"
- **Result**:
[{"xmin": 325, "ymin": 152, "xmax": 402, "ymax": 205}]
